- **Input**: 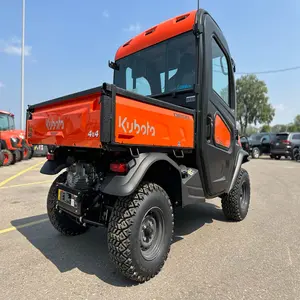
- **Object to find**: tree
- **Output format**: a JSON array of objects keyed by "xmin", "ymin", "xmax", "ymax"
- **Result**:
[
  {"xmin": 260, "ymin": 124, "xmax": 271, "ymax": 132},
  {"xmin": 293, "ymin": 115, "xmax": 300, "ymax": 131},
  {"xmin": 236, "ymin": 74, "xmax": 275, "ymax": 135},
  {"xmin": 271, "ymin": 124, "xmax": 287, "ymax": 133}
]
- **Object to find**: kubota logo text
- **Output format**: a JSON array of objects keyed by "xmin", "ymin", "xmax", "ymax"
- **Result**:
[
  {"xmin": 46, "ymin": 117, "xmax": 64, "ymax": 131},
  {"xmin": 118, "ymin": 116, "xmax": 155, "ymax": 136}
]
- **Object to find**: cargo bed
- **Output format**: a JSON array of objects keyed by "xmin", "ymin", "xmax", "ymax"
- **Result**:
[{"xmin": 26, "ymin": 83, "xmax": 195, "ymax": 151}]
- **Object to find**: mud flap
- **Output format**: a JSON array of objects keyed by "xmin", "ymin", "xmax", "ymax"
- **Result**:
[
  {"xmin": 181, "ymin": 167, "xmax": 205, "ymax": 207},
  {"xmin": 228, "ymin": 149, "xmax": 249, "ymax": 193}
]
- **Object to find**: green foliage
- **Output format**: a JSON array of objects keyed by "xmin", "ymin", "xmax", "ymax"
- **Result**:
[
  {"xmin": 260, "ymin": 124, "xmax": 271, "ymax": 132},
  {"xmin": 236, "ymin": 75, "xmax": 275, "ymax": 135}
]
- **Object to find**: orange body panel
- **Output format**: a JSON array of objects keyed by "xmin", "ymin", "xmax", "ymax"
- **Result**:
[
  {"xmin": 214, "ymin": 115, "xmax": 231, "ymax": 148},
  {"xmin": 115, "ymin": 10, "xmax": 197, "ymax": 61},
  {"xmin": 114, "ymin": 95, "xmax": 194, "ymax": 148},
  {"xmin": 27, "ymin": 93, "xmax": 102, "ymax": 148}
]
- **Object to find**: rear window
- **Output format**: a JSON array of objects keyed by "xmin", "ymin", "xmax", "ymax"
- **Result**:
[{"xmin": 276, "ymin": 134, "xmax": 288, "ymax": 141}]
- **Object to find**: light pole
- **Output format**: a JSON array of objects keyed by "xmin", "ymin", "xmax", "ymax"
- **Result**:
[{"xmin": 21, "ymin": 0, "xmax": 25, "ymax": 130}]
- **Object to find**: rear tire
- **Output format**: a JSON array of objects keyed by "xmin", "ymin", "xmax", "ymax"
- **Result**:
[
  {"xmin": 275, "ymin": 155, "xmax": 281, "ymax": 160},
  {"xmin": 22, "ymin": 145, "xmax": 33, "ymax": 160},
  {"xmin": 107, "ymin": 182, "xmax": 174, "ymax": 283},
  {"xmin": 221, "ymin": 168, "xmax": 251, "ymax": 221},
  {"xmin": 14, "ymin": 149, "xmax": 22, "ymax": 162},
  {"xmin": 47, "ymin": 172, "xmax": 89, "ymax": 236},
  {"xmin": 251, "ymin": 147, "xmax": 260, "ymax": 159},
  {"xmin": 2, "ymin": 149, "xmax": 14, "ymax": 166}
]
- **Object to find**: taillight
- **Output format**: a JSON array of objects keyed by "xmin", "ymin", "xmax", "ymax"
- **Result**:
[
  {"xmin": 110, "ymin": 162, "xmax": 128, "ymax": 173},
  {"xmin": 46, "ymin": 152, "xmax": 55, "ymax": 160},
  {"xmin": 283, "ymin": 140, "xmax": 291, "ymax": 145}
]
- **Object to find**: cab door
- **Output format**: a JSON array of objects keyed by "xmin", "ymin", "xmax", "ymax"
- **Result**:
[{"xmin": 197, "ymin": 13, "xmax": 237, "ymax": 198}]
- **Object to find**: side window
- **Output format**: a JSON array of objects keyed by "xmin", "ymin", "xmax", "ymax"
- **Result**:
[
  {"xmin": 212, "ymin": 38, "xmax": 230, "ymax": 106},
  {"xmin": 292, "ymin": 134, "xmax": 300, "ymax": 140},
  {"xmin": 262, "ymin": 135, "xmax": 270, "ymax": 143},
  {"xmin": 125, "ymin": 67, "xmax": 151, "ymax": 96}
]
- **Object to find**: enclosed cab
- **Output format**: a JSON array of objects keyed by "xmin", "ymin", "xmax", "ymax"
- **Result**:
[{"xmin": 26, "ymin": 8, "xmax": 250, "ymax": 283}]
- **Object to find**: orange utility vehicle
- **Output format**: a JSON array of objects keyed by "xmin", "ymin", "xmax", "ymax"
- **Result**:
[
  {"xmin": 26, "ymin": 8, "xmax": 250, "ymax": 283},
  {"xmin": 0, "ymin": 110, "xmax": 33, "ymax": 166}
]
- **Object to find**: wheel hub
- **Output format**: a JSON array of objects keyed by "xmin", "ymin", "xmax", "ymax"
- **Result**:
[
  {"xmin": 139, "ymin": 207, "xmax": 164, "ymax": 261},
  {"xmin": 141, "ymin": 216, "xmax": 157, "ymax": 248}
]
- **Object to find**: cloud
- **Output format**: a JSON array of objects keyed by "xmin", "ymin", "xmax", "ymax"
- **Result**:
[
  {"xmin": 0, "ymin": 37, "xmax": 32, "ymax": 56},
  {"xmin": 274, "ymin": 103, "xmax": 285, "ymax": 111},
  {"xmin": 102, "ymin": 10, "xmax": 109, "ymax": 18},
  {"xmin": 0, "ymin": 82, "xmax": 4, "ymax": 88},
  {"xmin": 123, "ymin": 22, "xmax": 142, "ymax": 33}
]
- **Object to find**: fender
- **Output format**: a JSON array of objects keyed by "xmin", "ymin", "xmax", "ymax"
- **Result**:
[
  {"xmin": 228, "ymin": 148, "xmax": 249, "ymax": 192},
  {"xmin": 100, "ymin": 152, "xmax": 182, "ymax": 197},
  {"xmin": 40, "ymin": 160, "xmax": 68, "ymax": 175}
]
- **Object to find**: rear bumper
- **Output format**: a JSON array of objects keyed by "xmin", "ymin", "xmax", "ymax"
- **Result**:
[{"xmin": 270, "ymin": 148, "xmax": 291, "ymax": 156}]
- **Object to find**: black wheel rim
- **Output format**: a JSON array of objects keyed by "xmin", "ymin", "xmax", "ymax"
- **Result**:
[
  {"xmin": 240, "ymin": 182, "xmax": 248, "ymax": 209},
  {"xmin": 139, "ymin": 207, "xmax": 165, "ymax": 261}
]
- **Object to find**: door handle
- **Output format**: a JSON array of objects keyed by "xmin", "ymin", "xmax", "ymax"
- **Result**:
[{"xmin": 206, "ymin": 115, "xmax": 213, "ymax": 140}]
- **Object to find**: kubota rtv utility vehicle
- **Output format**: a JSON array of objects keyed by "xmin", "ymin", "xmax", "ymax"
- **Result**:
[
  {"xmin": 0, "ymin": 110, "xmax": 33, "ymax": 166},
  {"xmin": 26, "ymin": 8, "xmax": 251, "ymax": 283}
]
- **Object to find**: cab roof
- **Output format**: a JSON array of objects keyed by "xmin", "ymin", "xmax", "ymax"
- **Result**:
[
  {"xmin": 115, "ymin": 10, "xmax": 197, "ymax": 61},
  {"xmin": 0, "ymin": 110, "xmax": 14, "ymax": 116}
]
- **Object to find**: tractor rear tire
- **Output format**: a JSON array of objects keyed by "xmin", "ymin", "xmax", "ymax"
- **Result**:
[
  {"xmin": 221, "ymin": 168, "xmax": 251, "ymax": 221},
  {"xmin": 14, "ymin": 150, "xmax": 22, "ymax": 162},
  {"xmin": 107, "ymin": 182, "xmax": 174, "ymax": 283},
  {"xmin": 2, "ymin": 150, "xmax": 14, "ymax": 166},
  {"xmin": 47, "ymin": 172, "xmax": 89, "ymax": 236},
  {"xmin": 22, "ymin": 145, "xmax": 33, "ymax": 160}
]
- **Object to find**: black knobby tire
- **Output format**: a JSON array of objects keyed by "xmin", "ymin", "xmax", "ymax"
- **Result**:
[
  {"xmin": 107, "ymin": 182, "xmax": 174, "ymax": 283},
  {"xmin": 47, "ymin": 172, "xmax": 89, "ymax": 236},
  {"xmin": 2, "ymin": 149, "xmax": 14, "ymax": 166},
  {"xmin": 251, "ymin": 147, "xmax": 260, "ymax": 159},
  {"xmin": 14, "ymin": 150, "xmax": 22, "ymax": 162},
  {"xmin": 221, "ymin": 168, "xmax": 251, "ymax": 221},
  {"xmin": 22, "ymin": 145, "xmax": 33, "ymax": 160}
]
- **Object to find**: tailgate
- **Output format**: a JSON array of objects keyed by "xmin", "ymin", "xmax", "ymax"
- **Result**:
[
  {"xmin": 26, "ymin": 87, "xmax": 103, "ymax": 148},
  {"xmin": 101, "ymin": 84, "xmax": 195, "ymax": 149},
  {"xmin": 273, "ymin": 133, "xmax": 289, "ymax": 150}
]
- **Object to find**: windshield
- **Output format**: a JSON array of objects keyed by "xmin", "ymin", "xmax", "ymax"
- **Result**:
[
  {"xmin": 249, "ymin": 134, "xmax": 264, "ymax": 141},
  {"xmin": 114, "ymin": 31, "xmax": 196, "ymax": 97},
  {"xmin": 0, "ymin": 114, "xmax": 15, "ymax": 130}
]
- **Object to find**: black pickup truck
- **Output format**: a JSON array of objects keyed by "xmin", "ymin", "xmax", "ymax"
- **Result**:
[{"xmin": 248, "ymin": 132, "xmax": 277, "ymax": 159}]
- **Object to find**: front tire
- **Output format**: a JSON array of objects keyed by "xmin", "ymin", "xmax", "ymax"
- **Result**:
[
  {"xmin": 221, "ymin": 168, "xmax": 251, "ymax": 221},
  {"xmin": 2, "ymin": 149, "xmax": 14, "ymax": 166},
  {"xmin": 47, "ymin": 172, "xmax": 89, "ymax": 236},
  {"xmin": 274, "ymin": 155, "xmax": 281, "ymax": 160},
  {"xmin": 107, "ymin": 182, "xmax": 174, "ymax": 283},
  {"xmin": 251, "ymin": 147, "xmax": 260, "ymax": 159}
]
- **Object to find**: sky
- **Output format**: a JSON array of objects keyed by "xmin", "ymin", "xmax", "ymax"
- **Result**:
[{"xmin": 0, "ymin": 0, "xmax": 299, "ymax": 129}]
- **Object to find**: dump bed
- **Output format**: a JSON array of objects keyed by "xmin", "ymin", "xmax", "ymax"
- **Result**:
[{"xmin": 26, "ymin": 84, "xmax": 195, "ymax": 150}]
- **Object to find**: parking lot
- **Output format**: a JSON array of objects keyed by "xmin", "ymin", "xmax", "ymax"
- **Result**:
[{"xmin": 0, "ymin": 157, "xmax": 300, "ymax": 300}]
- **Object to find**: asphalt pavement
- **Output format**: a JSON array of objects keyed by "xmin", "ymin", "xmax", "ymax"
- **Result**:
[{"xmin": 0, "ymin": 156, "xmax": 299, "ymax": 300}]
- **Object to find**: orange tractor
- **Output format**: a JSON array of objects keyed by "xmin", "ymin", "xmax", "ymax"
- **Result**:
[{"xmin": 0, "ymin": 110, "xmax": 33, "ymax": 166}]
